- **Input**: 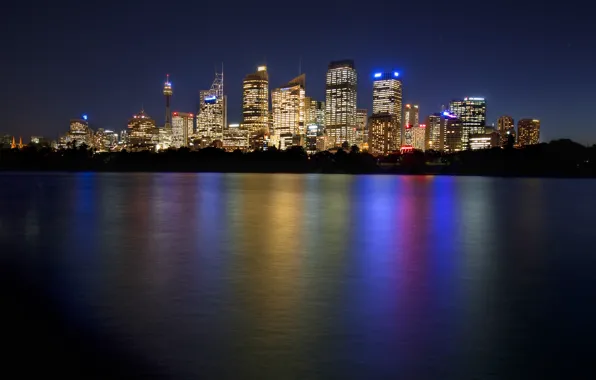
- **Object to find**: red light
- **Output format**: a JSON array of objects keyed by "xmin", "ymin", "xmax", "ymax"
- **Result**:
[{"xmin": 405, "ymin": 124, "xmax": 412, "ymax": 129}]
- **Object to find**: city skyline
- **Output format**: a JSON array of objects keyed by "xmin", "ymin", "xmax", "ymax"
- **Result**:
[{"xmin": 1, "ymin": 1, "xmax": 593, "ymax": 143}]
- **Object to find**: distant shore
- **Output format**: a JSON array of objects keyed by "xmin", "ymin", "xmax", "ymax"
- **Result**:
[{"xmin": 1, "ymin": 139, "xmax": 595, "ymax": 178}]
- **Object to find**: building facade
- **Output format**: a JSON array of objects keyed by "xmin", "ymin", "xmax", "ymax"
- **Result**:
[
  {"xmin": 442, "ymin": 112, "xmax": 463, "ymax": 153},
  {"xmin": 271, "ymin": 74, "xmax": 306, "ymax": 149},
  {"xmin": 127, "ymin": 109, "xmax": 158, "ymax": 150},
  {"xmin": 403, "ymin": 104, "xmax": 419, "ymax": 146},
  {"xmin": 325, "ymin": 60, "xmax": 357, "ymax": 147},
  {"xmin": 425, "ymin": 113, "xmax": 443, "ymax": 151},
  {"xmin": 449, "ymin": 97, "xmax": 486, "ymax": 149},
  {"xmin": 356, "ymin": 109, "xmax": 368, "ymax": 148},
  {"xmin": 241, "ymin": 66, "xmax": 270, "ymax": 135},
  {"xmin": 372, "ymin": 72, "xmax": 401, "ymax": 149},
  {"xmin": 517, "ymin": 119, "xmax": 540, "ymax": 146},
  {"xmin": 66, "ymin": 117, "xmax": 93, "ymax": 147},
  {"xmin": 497, "ymin": 115, "xmax": 515, "ymax": 146},
  {"xmin": 172, "ymin": 112, "xmax": 193, "ymax": 148},
  {"xmin": 368, "ymin": 113, "xmax": 398, "ymax": 155},
  {"xmin": 412, "ymin": 124, "xmax": 425, "ymax": 151},
  {"xmin": 197, "ymin": 72, "xmax": 226, "ymax": 144}
]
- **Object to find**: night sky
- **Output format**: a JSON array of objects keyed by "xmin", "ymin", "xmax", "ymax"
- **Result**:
[{"xmin": 2, "ymin": 1, "xmax": 594, "ymax": 143}]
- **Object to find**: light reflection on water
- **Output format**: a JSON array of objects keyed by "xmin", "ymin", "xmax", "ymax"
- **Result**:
[{"xmin": 1, "ymin": 173, "xmax": 596, "ymax": 378}]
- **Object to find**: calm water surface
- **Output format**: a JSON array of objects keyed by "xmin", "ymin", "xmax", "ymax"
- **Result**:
[{"xmin": 1, "ymin": 173, "xmax": 595, "ymax": 378}]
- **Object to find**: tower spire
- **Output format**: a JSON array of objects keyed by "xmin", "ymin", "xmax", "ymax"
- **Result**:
[{"xmin": 11, "ymin": 136, "xmax": 16, "ymax": 149}]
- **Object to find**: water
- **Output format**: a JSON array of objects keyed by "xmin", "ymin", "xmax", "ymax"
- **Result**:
[{"xmin": 1, "ymin": 173, "xmax": 595, "ymax": 378}]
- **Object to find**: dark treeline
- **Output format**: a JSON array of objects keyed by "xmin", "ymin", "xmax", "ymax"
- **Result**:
[{"xmin": 1, "ymin": 139, "xmax": 595, "ymax": 177}]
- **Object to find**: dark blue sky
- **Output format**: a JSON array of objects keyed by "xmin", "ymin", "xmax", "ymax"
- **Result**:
[{"xmin": 2, "ymin": 1, "xmax": 594, "ymax": 143}]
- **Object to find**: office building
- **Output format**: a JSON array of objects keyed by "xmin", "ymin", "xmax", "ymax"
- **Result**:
[
  {"xmin": 368, "ymin": 113, "xmax": 398, "ymax": 155},
  {"xmin": 127, "ymin": 109, "xmax": 158, "ymax": 150},
  {"xmin": 66, "ymin": 116, "xmax": 93, "ymax": 147},
  {"xmin": 449, "ymin": 97, "xmax": 486, "ymax": 149},
  {"xmin": 172, "ymin": 112, "xmax": 193, "ymax": 148},
  {"xmin": 403, "ymin": 104, "xmax": 419, "ymax": 145},
  {"xmin": 325, "ymin": 60, "xmax": 357, "ymax": 147},
  {"xmin": 497, "ymin": 115, "xmax": 515, "ymax": 146},
  {"xmin": 442, "ymin": 112, "xmax": 463, "ymax": 153},
  {"xmin": 517, "ymin": 119, "xmax": 540, "ymax": 146},
  {"xmin": 412, "ymin": 124, "xmax": 425, "ymax": 151},
  {"xmin": 271, "ymin": 74, "xmax": 306, "ymax": 149},
  {"xmin": 304, "ymin": 97, "xmax": 325, "ymax": 130},
  {"xmin": 241, "ymin": 66, "xmax": 270, "ymax": 135},
  {"xmin": 372, "ymin": 71, "xmax": 401, "ymax": 148},
  {"xmin": 222, "ymin": 128, "xmax": 249, "ymax": 151},
  {"xmin": 197, "ymin": 72, "xmax": 226, "ymax": 143},
  {"xmin": 425, "ymin": 113, "xmax": 443, "ymax": 151},
  {"xmin": 355, "ymin": 108, "xmax": 368, "ymax": 147},
  {"xmin": 469, "ymin": 132, "xmax": 500, "ymax": 150}
]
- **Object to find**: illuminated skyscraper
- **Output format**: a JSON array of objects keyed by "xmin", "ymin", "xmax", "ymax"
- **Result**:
[
  {"xmin": 425, "ymin": 113, "xmax": 443, "ymax": 151},
  {"xmin": 368, "ymin": 114, "xmax": 398, "ymax": 155},
  {"xmin": 163, "ymin": 74, "xmax": 173, "ymax": 129},
  {"xmin": 412, "ymin": 124, "xmax": 425, "ymax": 150},
  {"xmin": 172, "ymin": 112, "xmax": 194, "ymax": 148},
  {"xmin": 325, "ymin": 60, "xmax": 357, "ymax": 147},
  {"xmin": 197, "ymin": 71, "xmax": 227, "ymax": 143},
  {"xmin": 517, "ymin": 119, "xmax": 540, "ymax": 146},
  {"xmin": 497, "ymin": 115, "xmax": 515, "ymax": 146},
  {"xmin": 403, "ymin": 104, "xmax": 419, "ymax": 145},
  {"xmin": 271, "ymin": 74, "xmax": 306, "ymax": 149},
  {"xmin": 127, "ymin": 109, "xmax": 158, "ymax": 150},
  {"xmin": 356, "ymin": 109, "xmax": 368, "ymax": 147},
  {"xmin": 241, "ymin": 66, "xmax": 270, "ymax": 135},
  {"xmin": 304, "ymin": 97, "xmax": 325, "ymax": 130},
  {"xmin": 449, "ymin": 97, "xmax": 486, "ymax": 149},
  {"xmin": 65, "ymin": 115, "xmax": 93, "ymax": 147},
  {"xmin": 442, "ymin": 112, "xmax": 463, "ymax": 153},
  {"xmin": 372, "ymin": 71, "xmax": 401, "ymax": 148}
]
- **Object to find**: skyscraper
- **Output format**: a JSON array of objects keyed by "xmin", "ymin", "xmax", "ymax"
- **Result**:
[
  {"xmin": 356, "ymin": 109, "xmax": 368, "ymax": 147},
  {"xmin": 241, "ymin": 66, "xmax": 270, "ymax": 135},
  {"xmin": 425, "ymin": 113, "xmax": 443, "ymax": 151},
  {"xmin": 197, "ymin": 71, "xmax": 227, "ymax": 143},
  {"xmin": 127, "ymin": 109, "xmax": 158, "ymax": 150},
  {"xmin": 372, "ymin": 71, "xmax": 401, "ymax": 149},
  {"xmin": 517, "ymin": 119, "xmax": 540, "ymax": 146},
  {"xmin": 442, "ymin": 111, "xmax": 463, "ymax": 153},
  {"xmin": 65, "ymin": 116, "xmax": 93, "ymax": 148},
  {"xmin": 163, "ymin": 74, "xmax": 173, "ymax": 129},
  {"xmin": 271, "ymin": 74, "xmax": 306, "ymax": 150},
  {"xmin": 368, "ymin": 114, "xmax": 397, "ymax": 155},
  {"xmin": 304, "ymin": 97, "xmax": 325, "ymax": 130},
  {"xmin": 497, "ymin": 115, "xmax": 515, "ymax": 146},
  {"xmin": 325, "ymin": 60, "xmax": 357, "ymax": 147},
  {"xmin": 172, "ymin": 112, "xmax": 193, "ymax": 148},
  {"xmin": 449, "ymin": 97, "xmax": 486, "ymax": 149},
  {"xmin": 412, "ymin": 124, "xmax": 425, "ymax": 150},
  {"xmin": 403, "ymin": 104, "xmax": 419, "ymax": 145}
]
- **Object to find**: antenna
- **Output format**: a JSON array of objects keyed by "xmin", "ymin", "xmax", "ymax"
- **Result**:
[{"xmin": 299, "ymin": 56, "xmax": 302, "ymax": 75}]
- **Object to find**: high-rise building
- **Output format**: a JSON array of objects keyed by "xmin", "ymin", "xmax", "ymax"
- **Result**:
[
  {"xmin": 497, "ymin": 115, "xmax": 515, "ymax": 146},
  {"xmin": 425, "ymin": 113, "xmax": 443, "ymax": 151},
  {"xmin": 304, "ymin": 97, "xmax": 325, "ymax": 130},
  {"xmin": 356, "ymin": 109, "xmax": 368, "ymax": 147},
  {"xmin": 163, "ymin": 74, "xmax": 173, "ymax": 129},
  {"xmin": 197, "ymin": 72, "xmax": 227, "ymax": 143},
  {"xmin": 368, "ymin": 113, "xmax": 398, "ymax": 155},
  {"xmin": 241, "ymin": 66, "xmax": 270, "ymax": 135},
  {"xmin": 517, "ymin": 119, "xmax": 540, "ymax": 146},
  {"xmin": 442, "ymin": 112, "xmax": 463, "ymax": 153},
  {"xmin": 412, "ymin": 124, "xmax": 425, "ymax": 151},
  {"xmin": 449, "ymin": 97, "xmax": 486, "ymax": 149},
  {"xmin": 172, "ymin": 112, "xmax": 194, "ymax": 148},
  {"xmin": 271, "ymin": 74, "xmax": 306, "ymax": 150},
  {"xmin": 403, "ymin": 104, "xmax": 419, "ymax": 145},
  {"xmin": 127, "ymin": 109, "xmax": 158, "ymax": 150},
  {"xmin": 372, "ymin": 71, "xmax": 401, "ymax": 148},
  {"xmin": 66, "ymin": 116, "xmax": 93, "ymax": 147},
  {"xmin": 325, "ymin": 60, "xmax": 357, "ymax": 147}
]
